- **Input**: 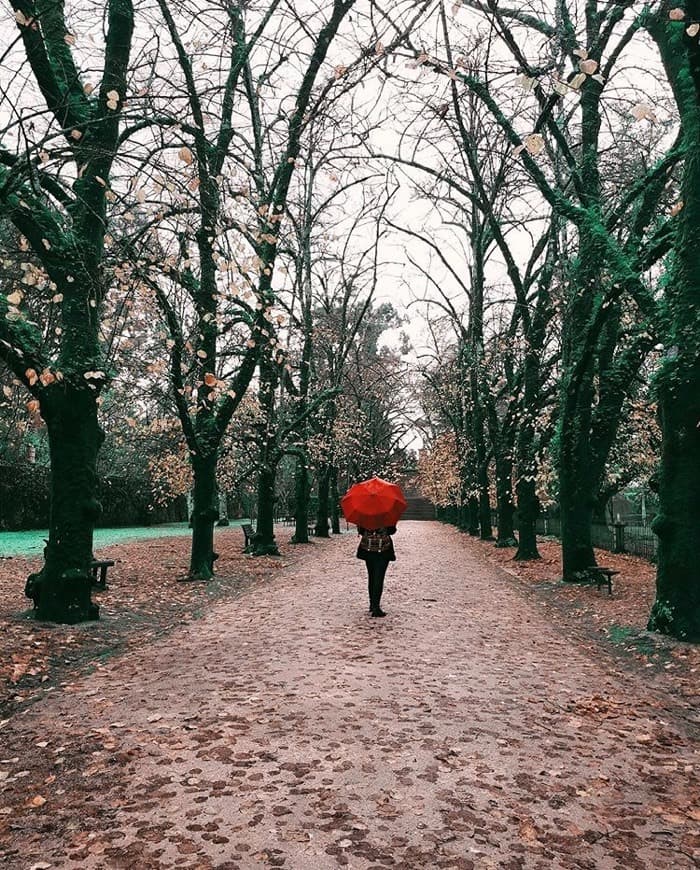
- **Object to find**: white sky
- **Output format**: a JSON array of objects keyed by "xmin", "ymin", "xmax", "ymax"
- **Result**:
[{"xmin": 0, "ymin": 0, "xmax": 677, "ymax": 453}]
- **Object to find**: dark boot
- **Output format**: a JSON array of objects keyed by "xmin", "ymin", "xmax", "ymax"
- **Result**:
[{"xmin": 369, "ymin": 574, "xmax": 385, "ymax": 616}]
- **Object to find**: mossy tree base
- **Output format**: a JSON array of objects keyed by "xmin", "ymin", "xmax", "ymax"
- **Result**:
[
  {"xmin": 30, "ymin": 567, "xmax": 98, "ymax": 624},
  {"xmin": 185, "ymin": 563, "xmax": 215, "ymax": 582},
  {"xmin": 252, "ymin": 537, "xmax": 280, "ymax": 557},
  {"xmin": 648, "ymin": 598, "xmax": 700, "ymax": 644}
]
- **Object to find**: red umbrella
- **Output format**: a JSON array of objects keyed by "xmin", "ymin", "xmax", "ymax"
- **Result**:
[{"xmin": 341, "ymin": 477, "xmax": 407, "ymax": 529}]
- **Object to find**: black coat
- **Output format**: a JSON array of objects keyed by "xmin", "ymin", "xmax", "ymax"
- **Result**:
[{"xmin": 356, "ymin": 526, "xmax": 397, "ymax": 562}]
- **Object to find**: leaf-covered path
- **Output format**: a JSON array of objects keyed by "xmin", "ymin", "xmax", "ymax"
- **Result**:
[{"xmin": 2, "ymin": 522, "xmax": 699, "ymax": 869}]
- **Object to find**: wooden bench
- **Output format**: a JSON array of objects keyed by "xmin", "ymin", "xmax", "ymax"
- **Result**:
[
  {"xmin": 588, "ymin": 566, "xmax": 619, "ymax": 596},
  {"xmin": 91, "ymin": 559, "xmax": 115, "ymax": 589},
  {"xmin": 241, "ymin": 523, "xmax": 255, "ymax": 551}
]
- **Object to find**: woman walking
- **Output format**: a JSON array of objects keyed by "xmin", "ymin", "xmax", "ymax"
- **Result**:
[
  {"xmin": 356, "ymin": 525, "xmax": 396, "ymax": 617},
  {"xmin": 340, "ymin": 476, "xmax": 406, "ymax": 618}
]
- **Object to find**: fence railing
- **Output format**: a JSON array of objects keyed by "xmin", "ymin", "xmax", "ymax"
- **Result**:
[{"xmin": 488, "ymin": 509, "xmax": 658, "ymax": 563}]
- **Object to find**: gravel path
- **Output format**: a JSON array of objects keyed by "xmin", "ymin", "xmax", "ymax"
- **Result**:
[{"xmin": 2, "ymin": 521, "xmax": 698, "ymax": 869}]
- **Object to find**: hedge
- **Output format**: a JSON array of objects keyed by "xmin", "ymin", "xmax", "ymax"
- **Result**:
[{"xmin": 0, "ymin": 462, "xmax": 187, "ymax": 531}]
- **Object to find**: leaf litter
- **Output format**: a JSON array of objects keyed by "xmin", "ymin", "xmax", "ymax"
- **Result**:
[{"xmin": 0, "ymin": 522, "xmax": 698, "ymax": 868}]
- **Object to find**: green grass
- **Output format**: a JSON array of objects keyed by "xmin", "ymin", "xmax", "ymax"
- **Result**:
[
  {"xmin": 605, "ymin": 623, "xmax": 666, "ymax": 660},
  {"xmin": 0, "ymin": 520, "xmax": 248, "ymax": 558},
  {"xmin": 606, "ymin": 624, "xmax": 636, "ymax": 645}
]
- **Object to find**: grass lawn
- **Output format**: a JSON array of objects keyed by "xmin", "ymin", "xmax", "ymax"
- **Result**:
[{"xmin": 0, "ymin": 520, "xmax": 249, "ymax": 559}]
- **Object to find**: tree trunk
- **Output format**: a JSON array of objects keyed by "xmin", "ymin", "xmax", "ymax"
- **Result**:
[
  {"xmin": 458, "ymin": 455, "xmax": 477, "ymax": 533},
  {"xmin": 514, "ymin": 371, "xmax": 540, "ymax": 560},
  {"xmin": 28, "ymin": 389, "xmax": 103, "ymax": 623},
  {"xmin": 558, "ymin": 28, "xmax": 604, "ymax": 582},
  {"xmin": 217, "ymin": 491, "xmax": 229, "ymax": 526},
  {"xmin": 648, "ymin": 371, "xmax": 700, "ymax": 641},
  {"xmin": 494, "ymin": 454, "xmax": 517, "ymax": 548},
  {"xmin": 647, "ymin": 93, "xmax": 700, "ymax": 640},
  {"xmin": 292, "ymin": 453, "xmax": 311, "ymax": 544},
  {"xmin": 253, "ymin": 459, "xmax": 280, "ymax": 556},
  {"xmin": 560, "ymin": 487, "xmax": 596, "ymax": 578},
  {"xmin": 514, "ymin": 476, "xmax": 540, "ymax": 561},
  {"xmin": 315, "ymin": 464, "xmax": 330, "ymax": 537},
  {"xmin": 458, "ymin": 500, "xmax": 469, "ymax": 531},
  {"xmin": 592, "ymin": 495, "xmax": 608, "ymax": 525},
  {"xmin": 478, "ymin": 466, "xmax": 493, "ymax": 541},
  {"xmin": 189, "ymin": 452, "xmax": 219, "ymax": 580},
  {"xmin": 558, "ymin": 234, "xmax": 602, "ymax": 580},
  {"xmin": 330, "ymin": 466, "xmax": 340, "ymax": 534},
  {"xmin": 559, "ymin": 377, "xmax": 597, "ymax": 579},
  {"xmin": 468, "ymin": 496, "xmax": 480, "ymax": 536}
]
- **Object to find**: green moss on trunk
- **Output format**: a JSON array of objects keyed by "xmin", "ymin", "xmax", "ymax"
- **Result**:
[
  {"xmin": 649, "ymin": 359, "xmax": 700, "ymax": 641},
  {"xmin": 648, "ymin": 115, "xmax": 700, "ymax": 640},
  {"xmin": 559, "ymin": 296, "xmax": 599, "ymax": 579},
  {"xmin": 32, "ymin": 387, "xmax": 102, "ymax": 623}
]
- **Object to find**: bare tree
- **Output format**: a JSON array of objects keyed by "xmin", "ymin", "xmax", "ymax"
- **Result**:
[
  {"xmin": 125, "ymin": 0, "xmax": 434, "ymax": 574},
  {"xmin": 0, "ymin": 0, "xmax": 134, "ymax": 621},
  {"xmin": 424, "ymin": 0, "xmax": 677, "ymax": 580}
]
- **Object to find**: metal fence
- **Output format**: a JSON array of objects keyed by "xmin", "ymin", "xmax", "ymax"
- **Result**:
[
  {"xmin": 535, "ymin": 514, "xmax": 657, "ymax": 563},
  {"xmin": 619, "ymin": 523, "xmax": 658, "ymax": 562},
  {"xmin": 489, "ymin": 509, "xmax": 658, "ymax": 563}
]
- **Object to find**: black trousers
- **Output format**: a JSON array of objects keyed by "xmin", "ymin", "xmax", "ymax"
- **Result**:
[{"xmin": 364, "ymin": 553, "xmax": 390, "ymax": 612}]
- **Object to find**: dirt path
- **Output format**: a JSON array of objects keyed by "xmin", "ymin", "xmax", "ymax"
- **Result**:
[{"xmin": 1, "ymin": 522, "xmax": 698, "ymax": 869}]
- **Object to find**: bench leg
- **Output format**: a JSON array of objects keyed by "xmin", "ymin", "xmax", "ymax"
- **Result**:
[
  {"xmin": 596, "ymin": 572, "xmax": 612, "ymax": 595},
  {"xmin": 91, "ymin": 566, "xmax": 108, "ymax": 589}
]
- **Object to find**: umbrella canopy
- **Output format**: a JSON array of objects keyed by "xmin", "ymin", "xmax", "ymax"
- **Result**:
[{"xmin": 341, "ymin": 477, "xmax": 407, "ymax": 529}]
